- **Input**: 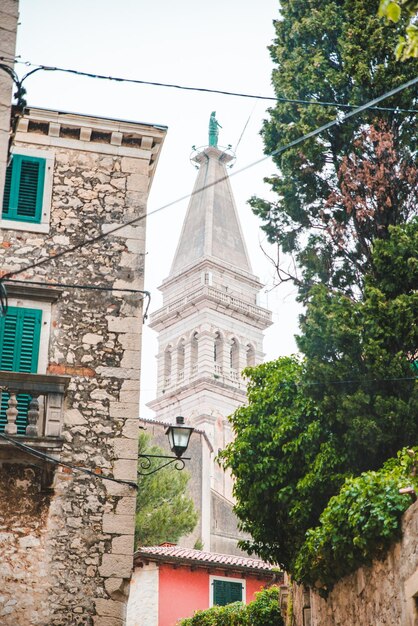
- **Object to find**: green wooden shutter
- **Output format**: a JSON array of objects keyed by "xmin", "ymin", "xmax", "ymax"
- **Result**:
[
  {"xmin": 2, "ymin": 158, "xmax": 13, "ymax": 217},
  {"xmin": 2, "ymin": 154, "xmax": 45, "ymax": 223},
  {"xmin": 0, "ymin": 312, "xmax": 18, "ymax": 370},
  {"xmin": 213, "ymin": 580, "xmax": 243, "ymax": 606},
  {"xmin": 0, "ymin": 307, "xmax": 42, "ymax": 434}
]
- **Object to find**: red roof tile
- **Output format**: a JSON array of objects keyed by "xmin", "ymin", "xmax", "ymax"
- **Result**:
[{"xmin": 134, "ymin": 545, "xmax": 276, "ymax": 573}]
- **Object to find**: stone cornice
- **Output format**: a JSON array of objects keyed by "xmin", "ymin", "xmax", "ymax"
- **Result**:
[
  {"xmin": 159, "ymin": 256, "xmax": 264, "ymax": 293},
  {"xmin": 148, "ymin": 375, "xmax": 247, "ymax": 412},
  {"xmin": 20, "ymin": 106, "xmax": 167, "ymax": 137},
  {"xmin": 15, "ymin": 106, "xmax": 167, "ymax": 187},
  {"xmin": 149, "ymin": 284, "xmax": 272, "ymax": 331}
]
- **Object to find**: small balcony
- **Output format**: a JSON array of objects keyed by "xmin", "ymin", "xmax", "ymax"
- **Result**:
[{"xmin": 0, "ymin": 371, "xmax": 70, "ymax": 453}]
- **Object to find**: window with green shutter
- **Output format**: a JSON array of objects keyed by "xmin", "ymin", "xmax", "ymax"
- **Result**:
[
  {"xmin": 212, "ymin": 579, "xmax": 243, "ymax": 606},
  {"xmin": 2, "ymin": 154, "xmax": 45, "ymax": 223},
  {"xmin": 0, "ymin": 306, "xmax": 42, "ymax": 434}
]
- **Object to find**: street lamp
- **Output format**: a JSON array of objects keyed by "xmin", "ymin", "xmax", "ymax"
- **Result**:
[
  {"xmin": 138, "ymin": 416, "xmax": 194, "ymax": 476},
  {"xmin": 166, "ymin": 416, "xmax": 193, "ymax": 458}
]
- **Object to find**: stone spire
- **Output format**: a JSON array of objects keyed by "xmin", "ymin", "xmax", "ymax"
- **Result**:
[{"xmin": 170, "ymin": 146, "xmax": 252, "ymax": 277}]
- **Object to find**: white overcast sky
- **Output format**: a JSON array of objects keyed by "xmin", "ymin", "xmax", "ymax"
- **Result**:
[{"xmin": 15, "ymin": 0, "xmax": 302, "ymax": 416}]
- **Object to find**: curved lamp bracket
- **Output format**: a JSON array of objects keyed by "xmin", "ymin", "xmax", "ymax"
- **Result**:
[{"xmin": 138, "ymin": 453, "xmax": 190, "ymax": 476}]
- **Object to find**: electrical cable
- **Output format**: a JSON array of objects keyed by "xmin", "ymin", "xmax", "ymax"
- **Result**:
[
  {"xmin": 5, "ymin": 58, "xmax": 418, "ymax": 114},
  {"xmin": 1, "ymin": 74, "xmax": 417, "ymax": 287},
  {"xmin": 0, "ymin": 281, "xmax": 7, "ymax": 316},
  {"xmin": 304, "ymin": 375, "xmax": 417, "ymax": 386},
  {"xmin": 0, "ymin": 63, "xmax": 43, "ymax": 164},
  {"xmin": 4, "ymin": 278, "xmax": 150, "ymax": 295},
  {"xmin": 0, "ymin": 431, "xmax": 138, "ymax": 489},
  {"xmin": 234, "ymin": 105, "xmax": 256, "ymax": 154}
]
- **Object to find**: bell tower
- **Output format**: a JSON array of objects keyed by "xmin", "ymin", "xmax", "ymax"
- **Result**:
[{"xmin": 148, "ymin": 115, "xmax": 272, "ymax": 552}]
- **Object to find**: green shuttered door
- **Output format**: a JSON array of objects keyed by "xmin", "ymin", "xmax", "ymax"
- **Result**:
[
  {"xmin": 2, "ymin": 154, "xmax": 45, "ymax": 223},
  {"xmin": 0, "ymin": 307, "xmax": 42, "ymax": 433},
  {"xmin": 212, "ymin": 579, "xmax": 243, "ymax": 606}
]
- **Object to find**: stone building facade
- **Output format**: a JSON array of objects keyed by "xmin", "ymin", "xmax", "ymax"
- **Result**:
[
  {"xmin": 147, "ymin": 141, "xmax": 272, "ymax": 555},
  {"xmin": 0, "ymin": 104, "xmax": 166, "ymax": 625}
]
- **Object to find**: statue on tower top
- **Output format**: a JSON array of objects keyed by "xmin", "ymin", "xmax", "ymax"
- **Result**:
[{"xmin": 208, "ymin": 111, "xmax": 222, "ymax": 147}]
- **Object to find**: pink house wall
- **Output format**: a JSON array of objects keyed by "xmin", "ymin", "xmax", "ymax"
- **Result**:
[{"xmin": 158, "ymin": 564, "xmax": 270, "ymax": 626}]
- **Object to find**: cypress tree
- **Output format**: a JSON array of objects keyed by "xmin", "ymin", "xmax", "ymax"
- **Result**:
[{"xmin": 251, "ymin": 0, "xmax": 417, "ymax": 298}]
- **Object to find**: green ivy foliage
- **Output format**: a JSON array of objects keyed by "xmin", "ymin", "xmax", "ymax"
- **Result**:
[
  {"xmin": 177, "ymin": 586, "xmax": 283, "ymax": 626},
  {"xmin": 179, "ymin": 603, "xmax": 247, "ymax": 626},
  {"xmin": 294, "ymin": 448, "xmax": 418, "ymax": 594}
]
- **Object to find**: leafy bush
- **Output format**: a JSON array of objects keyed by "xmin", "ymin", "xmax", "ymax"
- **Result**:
[
  {"xmin": 293, "ymin": 448, "xmax": 418, "ymax": 594},
  {"xmin": 177, "ymin": 586, "xmax": 283, "ymax": 626},
  {"xmin": 246, "ymin": 586, "xmax": 283, "ymax": 626},
  {"xmin": 179, "ymin": 602, "xmax": 247, "ymax": 626}
]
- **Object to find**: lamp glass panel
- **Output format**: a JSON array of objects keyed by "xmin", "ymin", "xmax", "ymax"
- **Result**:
[{"xmin": 172, "ymin": 427, "xmax": 191, "ymax": 449}]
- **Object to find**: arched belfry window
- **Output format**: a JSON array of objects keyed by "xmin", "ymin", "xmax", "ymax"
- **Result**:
[
  {"xmin": 230, "ymin": 338, "xmax": 239, "ymax": 371},
  {"xmin": 164, "ymin": 346, "xmax": 172, "ymax": 382},
  {"xmin": 177, "ymin": 339, "xmax": 185, "ymax": 380},
  {"xmin": 246, "ymin": 344, "xmax": 256, "ymax": 367},
  {"xmin": 191, "ymin": 332, "xmax": 198, "ymax": 374},
  {"xmin": 214, "ymin": 332, "xmax": 223, "ymax": 370}
]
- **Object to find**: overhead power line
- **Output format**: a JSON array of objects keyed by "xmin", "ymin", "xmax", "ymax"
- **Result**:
[
  {"xmin": 3, "ymin": 58, "xmax": 418, "ymax": 114},
  {"xmin": 5, "ymin": 278, "xmax": 149, "ymax": 294},
  {"xmin": 1, "ymin": 74, "xmax": 417, "ymax": 287},
  {"xmin": 305, "ymin": 375, "xmax": 417, "ymax": 386}
]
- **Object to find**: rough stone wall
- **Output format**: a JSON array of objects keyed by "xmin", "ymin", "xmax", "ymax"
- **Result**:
[
  {"xmin": 0, "ymin": 463, "xmax": 52, "ymax": 623},
  {"xmin": 0, "ymin": 117, "xmax": 165, "ymax": 625},
  {"xmin": 291, "ymin": 500, "xmax": 418, "ymax": 626}
]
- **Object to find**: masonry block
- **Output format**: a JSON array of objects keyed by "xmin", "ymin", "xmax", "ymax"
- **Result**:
[
  {"xmin": 111, "ymin": 534, "xmax": 135, "ymax": 556},
  {"xmin": 99, "ymin": 554, "xmax": 133, "ymax": 578},
  {"xmin": 103, "ymin": 514, "xmax": 135, "ymax": 535},
  {"xmin": 113, "ymin": 438, "xmax": 138, "ymax": 460},
  {"xmin": 95, "ymin": 598, "xmax": 125, "ymax": 619},
  {"xmin": 113, "ymin": 460, "xmax": 138, "ymax": 482}
]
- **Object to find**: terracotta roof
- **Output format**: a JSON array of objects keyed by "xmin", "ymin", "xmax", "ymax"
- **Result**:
[{"xmin": 134, "ymin": 546, "xmax": 278, "ymax": 575}]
